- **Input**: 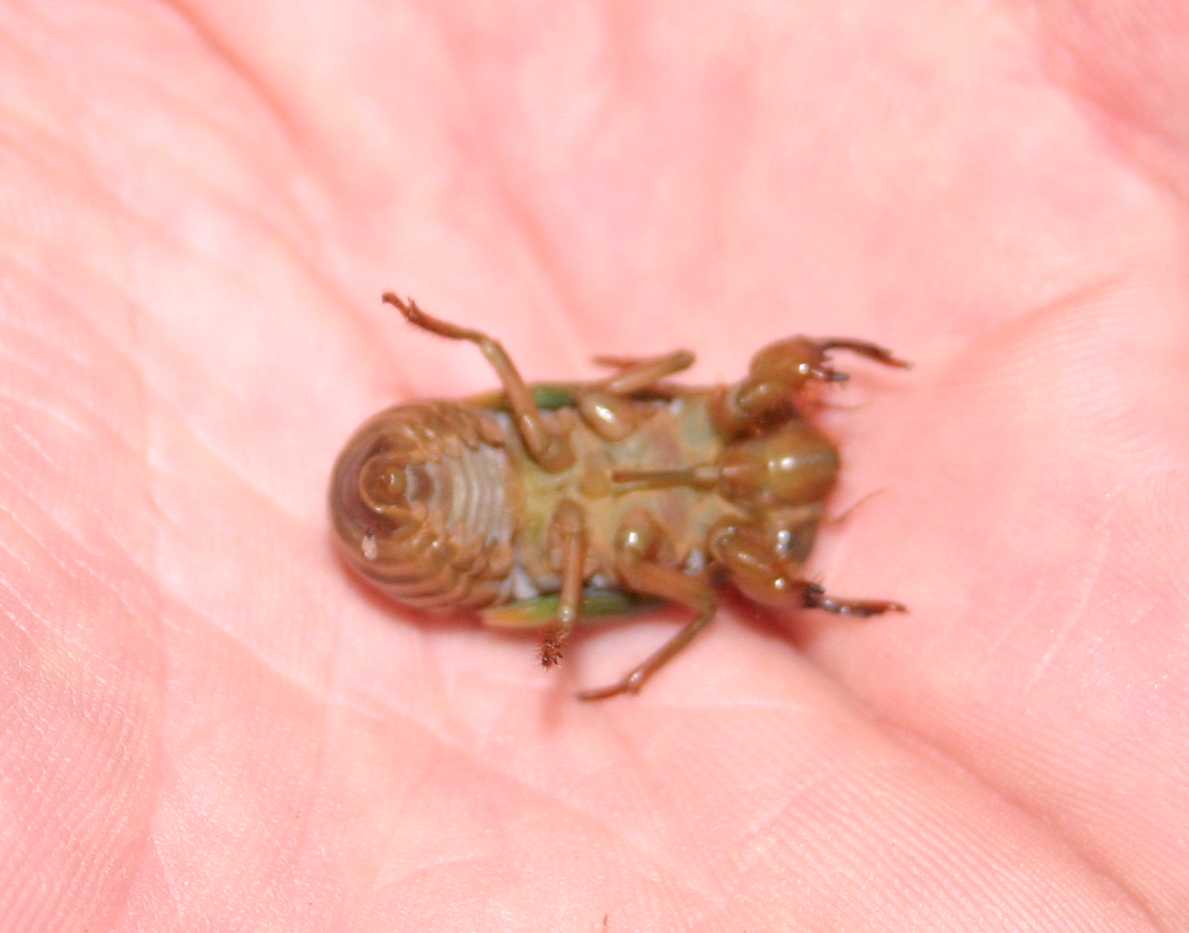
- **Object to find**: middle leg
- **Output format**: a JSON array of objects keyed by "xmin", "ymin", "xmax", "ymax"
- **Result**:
[
  {"xmin": 575, "ymin": 349, "xmax": 697, "ymax": 442},
  {"xmin": 540, "ymin": 499, "xmax": 588, "ymax": 668},
  {"xmin": 593, "ymin": 349, "xmax": 695, "ymax": 395},
  {"xmin": 578, "ymin": 508, "xmax": 717, "ymax": 701}
]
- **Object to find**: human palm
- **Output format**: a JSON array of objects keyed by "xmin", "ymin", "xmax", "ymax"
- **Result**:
[{"xmin": 4, "ymin": 2, "xmax": 1186, "ymax": 930}]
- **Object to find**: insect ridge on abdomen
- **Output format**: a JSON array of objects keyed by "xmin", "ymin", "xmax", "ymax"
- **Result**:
[
  {"xmin": 330, "ymin": 293, "xmax": 911, "ymax": 700},
  {"xmin": 330, "ymin": 401, "xmax": 518, "ymax": 611}
]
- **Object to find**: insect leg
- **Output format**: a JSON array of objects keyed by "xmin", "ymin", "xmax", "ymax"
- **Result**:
[
  {"xmin": 571, "ymin": 350, "xmax": 697, "ymax": 442},
  {"xmin": 802, "ymin": 586, "xmax": 906, "ymax": 618},
  {"xmin": 574, "ymin": 391, "xmax": 640, "ymax": 442},
  {"xmin": 383, "ymin": 293, "xmax": 575, "ymax": 471},
  {"xmin": 577, "ymin": 509, "xmax": 717, "ymax": 701},
  {"xmin": 576, "ymin": 563, "xmax": 716, "ymax": 701},
  {"xmin": 541, "ymin": 500, "xmax": 588, "ymax": 668},
  {"xmin": 713, "ymin": 336, "xmax": 910, "ymax": 436},
  {"xmin": 594, "ymin": 349, "xmax": 695, "ymax": 395},
  {"xmin": 751, "ymin": 336, "xmax": 909, "ymax": 386},
  {"xmin": 710, "ymin": 520, "xmax": 906, "ymax": 616}
]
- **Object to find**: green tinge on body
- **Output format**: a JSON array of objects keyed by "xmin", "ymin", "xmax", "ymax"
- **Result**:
[
  {"xmin": 468, "ymin": 384, "xmax": 581, "ymax": 412},
  {"xmin": 480, "ymin": 588, "xmax": 662, "ymax": 629}
]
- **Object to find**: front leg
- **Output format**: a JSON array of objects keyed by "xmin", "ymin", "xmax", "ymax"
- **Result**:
[
  {"xmin": 709, "ymin": 520, "xmax": 906, "ymax": 617},
  {"xmin": 712, "ymin": 336, "xmax": 910, "ymax": 436},
  {"xmin": 802, "ymin": 584, "xmax": 906, "ymax": 618}
]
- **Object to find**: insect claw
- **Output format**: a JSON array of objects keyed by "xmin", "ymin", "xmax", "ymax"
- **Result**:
[
  {"xmin": 540, "ymin": 629, "xmax": 565, "ymax": 668},
  {"xmin": 381, "ymin": 291, "xmax": 408, "ymax": 313},
  {"xmin": 806, "ymin": 363, "xmax": 848, "ymax": 383},
  {"xmin": 819, "ymin": 338, "xmax": 912, "ymax": 370},
  {"xmin": 803, "ymin": 584, "xmax": 907, "ymax": 617},
  {"xmin": 383, "ymin": 292, "xmax": 433, "ymax": 330}
]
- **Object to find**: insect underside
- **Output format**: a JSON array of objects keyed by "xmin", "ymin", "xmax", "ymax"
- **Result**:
[{"xmin": 329, "ymin": 293, "xmax": 909, "ymax": 700}]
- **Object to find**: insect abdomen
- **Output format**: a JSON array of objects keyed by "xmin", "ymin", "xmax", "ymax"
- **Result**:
[{"xmin": 329, "ymin": 402, "xmax": 518, "ymax": 610}]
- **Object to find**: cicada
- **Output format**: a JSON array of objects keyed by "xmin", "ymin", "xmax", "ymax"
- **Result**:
[{"xmin": 329, "ymin": 293, "xmax": 908, "ymax": 699}]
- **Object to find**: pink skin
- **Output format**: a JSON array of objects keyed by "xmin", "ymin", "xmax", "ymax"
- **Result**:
[{"xmin": 2, "ymin": 2, "xmax": 1187, "ymax": 930}]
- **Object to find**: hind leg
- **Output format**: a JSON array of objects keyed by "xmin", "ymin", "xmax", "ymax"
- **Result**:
[{"xmin": 384, "ymin": 293, "xmax": 575, "ymax": 471}]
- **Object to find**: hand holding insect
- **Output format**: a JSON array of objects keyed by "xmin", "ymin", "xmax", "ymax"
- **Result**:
[{"xmin": 330, "ymin": 293, "xmax": 909, "ymax": 699}]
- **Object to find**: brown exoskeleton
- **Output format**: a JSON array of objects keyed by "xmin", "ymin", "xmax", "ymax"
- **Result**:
[{"xmin": 329, "ymin": 293, "xmax": 908, "ymax": 700}]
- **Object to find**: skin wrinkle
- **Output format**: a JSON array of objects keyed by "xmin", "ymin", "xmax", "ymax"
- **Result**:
[
  {"xmin": 944, "ymin": 274, "xmax": 1128, "ymax": 378},
  {"xmin": 366, "ymin": 715, "xmax": 717, "ymax": 918},
  {"xmin": 95, "ymin": 44, "xmax": 331, "ymax": 249},
  {"xmin": 0, "ymin": 281, "xmax": 93, "ymax": 373},
  {"xmin": 160, "ymin": 615, "xmax": 332, "ymax": 737},
  {"xmin": 0, "ymin": 576, "xmax": 45, "ymax": 641},
  {"xmin": 371, "ymin": 851, "xmax": 498, "ymax": 898},
  {"xmin": 160, "ymin": 0, "xmax": 306, "ymax": 154},
  {"xmin": 97, "ymin": 149, "xmax": 360, "ymax": 347},
  {"xmin": 684, "ymin": 606, "xmax": 1165, "ymax": 928},
  {"xmin": 68, "ymin": 146, "xmax": 366, "ymax": 411},
  {"xmin": 889, "ymin": 276, "xmax": 1135, "ymax": 673},
  {"xmin": 873, "ymin": 715, "xmax": 1165, "ymax": 931},
  {"xmin": 0, "ymin": 486, "xmax": 150, "ymax": 639},
  {"xmin": 971, "ymin": 578, "xmax": 1049, "ymax": 681},
  {"xmin": 428, "ymin": 8, "xmax": 611, "ymax": 370},
  {"xmin": 2, "ymin": 390, "xmax": 86, "ymax": 440},
  {"xmin": 57, "ymin": 65, "xmax": 406, "ymax": 413},
  {"xmin": 1026, "ymin": 4, "xmax": 1189, "ymax": 207},
  {"xmin": 715, "ymin": 684, "xmax": 1153, "ymax": 929},
  {"xmin": 600, "ymin": 719, "xmax": 733, "ymax": 913},
  {"xmin": 1024, "ymin": 498, "xmax": 1117, "ymax": 693},
  {"xmin": 118, "ymin": 150, "xmax": 318, "ymax": 306},
  {"xmin": 259, "ymin": 723, "xmax": 329, "ymax": 927},
  {"xmin": 157, "ymin": 405, "xmax": 312, "ymax": 526},
  {"xmin": 141, "ymin": 837, "xmax": 187, "ymax": 930},
  {"xmin": 484, "ymin": 169, "xmax": 594, "ymax": 375},
  {"xmin": 359, "ymin": 737, "xmax": 444, "ymax": 898},
  {"xmin": 0, "ymin": 351, "xmax": 89, "ymax": 435},
  {"xmin": 0, "ymin": 115, "xmax": 192, "ymax": 270},
  {"xmin": 262, "ymin": 658, "xmax": 338, "ymax": 925},
  {"xmin": 437, "ymin": 131, "xmax": 594, "ymax": 374},
  {"xmin": 0, "ymin": 479, "xmax": 164, "ymax": 932},
  {"xmin": 489, "ymin": 755, "xmax": 714, "ymax": 910},
  {"xmin": 0, "ymin": 335, "xmax": 142, "ymax": 463},
  {"xmin": 0, "ymin": 530, "xmax": 35, "ymax": 576},
  {"xmin": 846, "ymin": 271, "xmax": 1179, "ymax": 924},
  {"xmin": 10, "ymin": 7, "xmax": 348, "ymax": 342},
  {"xmin": 339, "ymin": 643, "xmax": 495, "ymax": 746}
]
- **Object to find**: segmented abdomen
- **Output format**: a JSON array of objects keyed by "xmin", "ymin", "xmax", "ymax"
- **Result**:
[{"xmin": 329, "ymin": 402, "xmax": 518, "ymax": 610}]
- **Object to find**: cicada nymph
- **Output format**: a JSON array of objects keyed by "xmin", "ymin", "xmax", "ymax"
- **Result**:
[{"xmin": 330, "ymin": 293, "xmax": 908, "ymax": 700}]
